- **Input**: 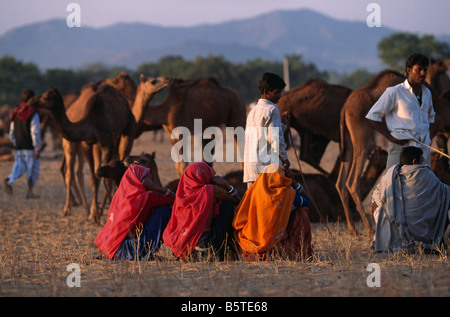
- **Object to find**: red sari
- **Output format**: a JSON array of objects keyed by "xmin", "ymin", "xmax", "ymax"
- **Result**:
[
  {"xmin": 163, "ymin": 162, "xmax": 220, "ymax": 259},
  {"xmin": 95, "ymin": 165, "xmax": 174, "ymax": 259}
]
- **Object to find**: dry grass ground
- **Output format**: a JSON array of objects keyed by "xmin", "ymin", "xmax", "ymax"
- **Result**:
[{"xmin": 0, "ymin": 131, "xmax": 448, "ymax": 298}]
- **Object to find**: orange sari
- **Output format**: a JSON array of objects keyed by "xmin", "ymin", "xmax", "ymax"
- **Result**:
[{"xmin": 233, "ymin": 165, "xmax": 295, "ymax": 256}]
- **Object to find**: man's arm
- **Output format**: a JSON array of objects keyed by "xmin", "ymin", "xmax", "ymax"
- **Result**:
[{"xmin": 367, "ymin": 118, "xmax": 408, "ymax": 145}]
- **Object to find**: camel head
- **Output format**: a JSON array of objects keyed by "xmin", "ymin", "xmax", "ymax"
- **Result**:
[
  {"xmin": 139, "ymin": 74, "xmax": 170, "ymax": 96},
  {"xmin": 28, "ymin": 87, "xmax": 64, "ymax": 111},
  {"xmin": 103, "ymin": 72, "xmax": 137, "ymax": 99}
]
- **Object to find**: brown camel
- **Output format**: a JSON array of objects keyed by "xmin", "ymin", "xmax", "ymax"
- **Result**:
[
  {"xmin": 433, "ymin": 88, "xmax": 450, "ymax": 154},
  {"xmin": 277, "ymin": 79, "xmax": 353, "ymax": 176},
  {"xmin": 95, "ymin": 73, "xmax": 169, "ymax": 211},
  {"xmin": 60, "ymin": 74, "xmax": 169, "ymax": 215},
  {"xmin": 336, "ymin": 69, "xmax": 450, "ymax": 235},
  {"xmin": 140, "ymin": 77, "xmax": 246, "ymax": 177},
  {"xmin": 426, "ymin": 59, "xmax": 450, "ymax": 96},
  {"xmin": 430, "ymin": 152, "xmax": 450, "ymax": 186},
  {"xmin": 97, "ymin": 151, "xmax": 162, "ymax": 188},
  {"xmin": 103, "ymin": 73, "xmax": 170, "ymax": 133},
  {"xmin": 29, "ymin": 84, "xmax": 136, "ymax": 223},
  {"xmin": 336, "ymin": 70, "xmax": 406, "ymax": 235}
]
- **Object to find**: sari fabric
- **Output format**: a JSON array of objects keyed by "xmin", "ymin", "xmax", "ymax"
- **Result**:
[
  {"xmin": 233, "ymin": 164, "xmax": 296, "ymax": 255},
  {"xmin": 163, "ymin": 162, "xmax": 220, "ymax": 259},
  {"xmin": 95, "ymin": 165, "xmax": 174, "ymax": 259}
]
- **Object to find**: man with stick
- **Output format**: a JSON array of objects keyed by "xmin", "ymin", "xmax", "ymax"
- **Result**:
[{"xmin": 366, "ymin": 53, "xmax": 435, "ymax": 170}]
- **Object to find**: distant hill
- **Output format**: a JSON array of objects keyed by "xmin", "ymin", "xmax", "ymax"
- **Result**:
[{"xmin": 1, "ymin": 9, "xmax": 448, "ymax": 72}]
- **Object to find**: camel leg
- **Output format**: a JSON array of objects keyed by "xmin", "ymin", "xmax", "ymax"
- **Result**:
[
  {"xmin": 63, "ymin": 144, "xmax": 76, "ymax": 217},
  {"xmin": 75, "ymin": 144, "xmax": 88, "ymax": 213},
  {"xmin": 83, "ymin": 143, "xmax": 101, "ymax": 224},
  {"xmin": 347, "ymin": 152, "xmax": 375, "ymax": 236},
  {"xmin": 92, "ymin": 143, "xmax": 114, "ymax": 222},
  {"xmin": 336, "ymin": 160, "xmax": 358, "ymax": 235}
]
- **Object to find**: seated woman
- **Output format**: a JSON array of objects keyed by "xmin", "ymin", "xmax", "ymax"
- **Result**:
[
  {"xmin": 163, "ymin": 162, "xmax": 240, "ymax": 260},
  {"xmin": 95, "ymin": 163, "xmax": 175, "ymax": 260},
  {"xmin": 233, "ymin": 164, "xmax": 313, "ymax": 260}
]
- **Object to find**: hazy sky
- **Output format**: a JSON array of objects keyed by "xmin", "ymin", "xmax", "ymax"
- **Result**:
[{"xmin": 0, "ymin": 0, "xmax": 449, "ymax": 36}]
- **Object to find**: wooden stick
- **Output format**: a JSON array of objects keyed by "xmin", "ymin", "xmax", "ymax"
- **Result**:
[{"xmin": 414, "ymin": 140, "xmax": 450, "ymax": 160}]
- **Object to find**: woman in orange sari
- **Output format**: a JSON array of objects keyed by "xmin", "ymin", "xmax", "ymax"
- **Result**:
[{"xmin": 233, "ymin": 164, "xmax": 313, "ymax": 260}]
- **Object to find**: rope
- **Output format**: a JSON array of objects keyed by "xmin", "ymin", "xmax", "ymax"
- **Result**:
[
  {"xmin": 413, "ymin": 139, "xmax": 450, "ymax": 160},
  {"xmin": 286, "ymin": 126, "xmax": 334, "ymax": 238}
]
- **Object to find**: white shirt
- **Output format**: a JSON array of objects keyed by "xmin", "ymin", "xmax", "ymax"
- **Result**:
[
  {"xmin": 365, "ymin": 79, "xmax": 435, "ymax": 145},
  {"xmin": 243, "ymin": 99, "xmax": 288, "ymax": 183}
]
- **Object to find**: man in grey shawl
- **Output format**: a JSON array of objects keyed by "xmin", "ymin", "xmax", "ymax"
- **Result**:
[{"xmin": 372, "ymin": 146, "xmax": 450, "ymax": 253}]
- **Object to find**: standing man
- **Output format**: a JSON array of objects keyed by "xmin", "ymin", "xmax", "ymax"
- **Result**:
[
  {"xmin": 366, "ymin": 53, "xmax": 435, "ymax": 170},
  {"xmin": 243, "ymin": 72, "xmax": 290, "ymax": 188},
  {"xmin": 4, "ymin": 89, "xmax": 42, "ymax": 199}
]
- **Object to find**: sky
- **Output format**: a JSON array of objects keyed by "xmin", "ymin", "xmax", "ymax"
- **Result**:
[{"xmin": 0, "ymin": 0, "xmax": 449, "ymax": 36}]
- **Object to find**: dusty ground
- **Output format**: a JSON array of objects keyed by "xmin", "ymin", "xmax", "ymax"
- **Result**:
[{"xmin": 0, "ymin": 131, "xmax": 448, "ymax": 298}]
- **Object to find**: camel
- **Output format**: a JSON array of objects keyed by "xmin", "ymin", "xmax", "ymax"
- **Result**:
[
  {"xmin": 336, "ymin": 69, "xmax": 450, "ymax": 235},
  {"xmin": 426, "ymin": 58, "xmax": 450, "ymax": 96},
  {"xmin": 60, "ymin": 73, "xmax": 169, "ymax": 215},
  {"xmin": 29, "ymin": 84, "xmax": 136, "ymax": 223},
  {"xmin": 336, "ymin": 70, "xmax": 406, "ymax": 235},
  {"xmin": 277, "ymin": 79, "xmax": 353, "ymax": 176},
  {"xmin": 103, "ymin": 73, "xmax": 170, "ymax": 133},
  {"xmin": 97, "ymin": 151, "xmax": 162, "ymax": 188},
  {"xmin": 140, "ymin": 77, "xmax": 246, "ymax": 177},
  {"xmin": 95, "ymin": 73, "xmax": 169, "ymax": 210},
  {"xmin": 430, "ymin": 152, "xmax": 450, "ymax": 186}
]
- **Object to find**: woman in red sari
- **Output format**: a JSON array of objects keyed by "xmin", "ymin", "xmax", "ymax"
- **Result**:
[
  {"xmin": 163, "ymin": 162, "xmax": 240, "ymax": 260},
  {"xmin": 95, "ymin": 164, "xmax": 175, "ymax": 260}
]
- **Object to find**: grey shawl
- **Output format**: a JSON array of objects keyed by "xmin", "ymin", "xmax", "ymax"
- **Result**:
[{"xmin": 375, "ymin": 164, "xmax": 450, "ymax": 253}]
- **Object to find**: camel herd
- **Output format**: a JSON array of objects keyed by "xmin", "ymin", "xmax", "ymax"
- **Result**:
[{"xmin": 4, "ymin": 58, "xmax": 450, "ymax": 235}]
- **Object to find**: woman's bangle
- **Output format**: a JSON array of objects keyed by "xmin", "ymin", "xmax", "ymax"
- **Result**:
[
  {"xmin": 227, "ymin": 185, "xmax": 234, "ymax": 194},
  {"xmin": 163, "ymin": 188, "xmax": 171, "ymax": 196},
  {"xmin": 295, "ymin": 183, "xmax": 303, "ymax": 192}
]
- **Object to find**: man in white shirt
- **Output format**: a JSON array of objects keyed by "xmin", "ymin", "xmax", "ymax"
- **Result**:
[
  {"xmin": 243, "ymin": 72, "xmax": 290, "ymax": 187},
  {"xmin": 366, "ymin": 53, "xmax": 435, "ymax": 170}
]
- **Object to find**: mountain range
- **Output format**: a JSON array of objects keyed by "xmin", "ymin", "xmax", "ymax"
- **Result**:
[{"xmin": 1, "ymin": 9, "xmax": 449, "ymax": 72}]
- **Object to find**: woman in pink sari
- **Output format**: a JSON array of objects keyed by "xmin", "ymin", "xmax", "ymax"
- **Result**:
[
  {"xmin": 95, "ymin": 164, "xmax": 175, "ymax": 260},
  {"xmin": 163, "ymin": 162, "xmax": 240, "ymax": 260}
]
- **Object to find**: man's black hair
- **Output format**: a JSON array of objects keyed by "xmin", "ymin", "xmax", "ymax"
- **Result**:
[
  {"xmin": 258, "ymin": 72, "xmax": 286, "ymax": 94},
  {"xmin": 21, "ymin": 89, "xmax": 35, "ymax": 102},
  {"xmin": 405, "ymin": 53, "xmax": 429, "ymax": 72},
  {"xmin": 400, "ymin": 146, "xmax": 423, "ymax": 166}
]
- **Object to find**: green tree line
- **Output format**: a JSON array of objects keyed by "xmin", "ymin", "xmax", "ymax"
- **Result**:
[{"xmin": 1, "ymin": 32, "xmax": 448, "ymax": 108}]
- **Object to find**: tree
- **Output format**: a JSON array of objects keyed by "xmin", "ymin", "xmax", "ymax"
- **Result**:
[
  {"xmin": 378, "ymin": 32, "xmax": 450, "ymax": 71},
  {"xmin": 0, "ymin": 56, "xmax": 43, "ymax": 107}
]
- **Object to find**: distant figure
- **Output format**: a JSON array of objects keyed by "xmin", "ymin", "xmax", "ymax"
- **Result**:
[
  {"xmin": 4, "ymin": 89, "xmax": 42, "ymax": 199},
  {"xmin": 95, "ymin": 164, "xmax": 175, "ymax": 260},
  {"xmin": 244, "ymin": 72, "xmax": 290, "ymax": 188},
  {"xmin": 233, "ymin": 164, "xmax": 313, "ymax": 260},
  {"xmin": 366, "ymin": 53, "xmax": 435, "ymax": 170},
  {"xmin": 372, "ymin": 146, "xmax": 450, "ymax": 253}
]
